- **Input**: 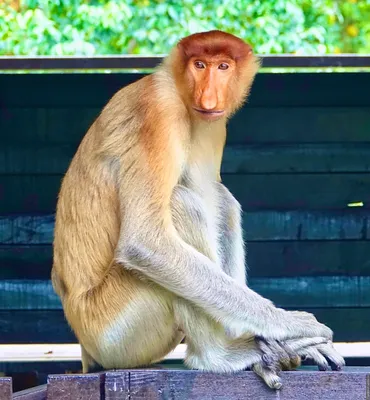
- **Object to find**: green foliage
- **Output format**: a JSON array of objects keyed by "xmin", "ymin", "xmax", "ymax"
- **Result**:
[{"xmin": 0, "ymin": 0, "xmax": 369, "ymax": 56}]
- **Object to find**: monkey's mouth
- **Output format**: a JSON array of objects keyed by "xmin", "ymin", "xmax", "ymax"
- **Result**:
[{"xmin": 193, "ymin": 108, "xmax": 225, "ymax": 119}]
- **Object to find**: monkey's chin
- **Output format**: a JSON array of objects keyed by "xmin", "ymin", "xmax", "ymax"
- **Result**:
[{"xmin": 193, "ymin": 108, "xmax": 225, "ymax": 122}]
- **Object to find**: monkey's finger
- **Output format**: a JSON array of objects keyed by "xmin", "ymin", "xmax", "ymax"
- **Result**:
[
  {"xmin": 255, "ymin": 338, "xmax": 279, "ymax": 366},
  {"xmin": 256, "ymin": 337, "xmax": 298, "ymax": 371},
  {"xmin": 315, "ymin": 343, "xmax": 345, "ymax": 371},
  {"xmin": 284, "ymin": 336, "xmax": 328, "ymax": 352},
  {"xmin": 252, "ymin": 363, "xmax": 282, "ymax": 390},
  {"xmin": 296, "ymin": 347, "xmax": 330, "ymax": 371},
  {"xmin": 276, "ymin": 341, "xmax": 301, "ymax": 370}
]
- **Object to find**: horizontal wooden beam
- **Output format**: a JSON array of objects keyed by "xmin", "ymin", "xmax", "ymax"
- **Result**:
[
  {"xmin": 0, "ymin": 55, "xmax": 369, "ymax": 70},
  {"xmin": 2, "ymin": 276, "xmax": 370, "ymax": 310},
  {"xmin": 3, "ymin": 241, "xmax": 370, "ymax": 280},
  {"xmin": 0, "ymin": 343, "xmax": 369, "ymax": 363},
  {"xmin": 54, "ymin": 368, "xmax": 370, "ymax": 400},
  {"xmin": 3, "ymin": 308, "xmax": 367, "ymax": 343},
  {"xmin": 1, "ymin": 211, "xmax": 369, "ymax": 245}
]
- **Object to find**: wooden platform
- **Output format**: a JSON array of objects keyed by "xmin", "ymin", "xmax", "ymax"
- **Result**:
[{"xmin": 1, "ymin": 368, "xmax": 369, "ymax": 399}]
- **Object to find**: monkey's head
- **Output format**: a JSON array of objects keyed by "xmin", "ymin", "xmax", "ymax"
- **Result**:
[{"xmin": 171, "ymin": 30, "xmax": 260, "ymax": 122}]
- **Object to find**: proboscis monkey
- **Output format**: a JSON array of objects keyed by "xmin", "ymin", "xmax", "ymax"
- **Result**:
[{"xmin": 52, "ymin": 30, "xmax": 345, "ymax": 389}]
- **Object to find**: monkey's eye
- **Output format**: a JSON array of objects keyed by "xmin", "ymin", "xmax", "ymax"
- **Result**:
[
  {"xmin": 218, "ymin": 63, "xmax": 229, "ymax": 70},
  {"xmin": 194, "ymin": 61, "xmax": 206, "ymax": 69}
]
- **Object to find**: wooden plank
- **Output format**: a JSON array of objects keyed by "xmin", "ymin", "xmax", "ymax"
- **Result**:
[
  {"xmin": 0, "ymin": 176, "xmax": 61, "ymax": 213},
  {"xmin": 0, "ymin": 308, "xmax": 368, "ymax": 344},
  {"xmin": 222, "ymin": 144, "xmax": 370, "ymax": 172},
  {"xmin": 1, "ymin": 73, "xmax": 370, "ymax": 108},
  {"xmin": 105, "ymin": 369, "xmax": 370, "ymax": 400},
  {"xmin": 0, "ymin": 361, "xmax": 82, "ymax": 375},
  {"xmin": 2, "ymin": 107, "xmax": 370, "ymax": 146},
  {"xmin": 0, "ymin": 246, "xmax": 52, "ymax": 279},
  {"xmin": 104, "ymin": 371, "xmax": 130, "ymax": 400},
  {"xmin": 0, "ymin": 280, "xmax": 61, "ymax": 310},
  {"xmin": 47, "ymin": 373, "xmax": 103, "ymax": 400},
  {"xmin": 223, "ymin": 173, "xmax": 370, "ymax": 210},
  {"xmin": 0, "ymin": 215, "xmax": 55, "ymax": 245},
  {"xmin": 0, "ymin": 108, "xmax": 98, "ymax": 145},
  {"xmin": 2, "ymin": 276, "xmax": 370, "ymax": 310},
  {"xmin": 13, "ymin": 384, "xmax": 46, "ymax": 400},
  {"xmin": 247, "ymin": 241, "xmax": 370, "ymax": 277},
  {"xmin": 3, "ymin": 143, "xmax": 370, "ymax": 175},
  {"xmin": 242, "ymin": 210, "xmax": 370, "ymax": 241},
  {"xmin": 2, "ymin": 55, "xmax": 370, "ymax": 70},
  {"xmin": 227, "ymin": 107, "xmax": 370, "ymax": 144},
  {"xmin": 2, "ymin": 173, "xmax": 370, "ymax": 213},
  {"xmin": 0, "ymin": 342, "xmax": 368, "ymax": 363},
  {"xmin": 0, "ymin": 310, "xmax": 76, "ymax": 344},
  {"xmin": 1, "ymin": 211, "xmax": 369, "ymax": 245},
  {"xmin": 2, "ymin": 241, "xmax": 370, "ymax": 281},
  {"xmin": 0, "ymin": 377, "xmax": 12, "ymax": 400}
]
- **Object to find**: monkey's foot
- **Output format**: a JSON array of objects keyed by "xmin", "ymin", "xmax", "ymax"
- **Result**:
[{"xmin": 251, "ymin": 336, "xmax": 345, "ymax": 390}]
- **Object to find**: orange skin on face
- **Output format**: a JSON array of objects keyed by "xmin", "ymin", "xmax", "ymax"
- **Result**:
[{"xmin": 187, "ymin": 56, "xmax": 237, "ymax": 121}]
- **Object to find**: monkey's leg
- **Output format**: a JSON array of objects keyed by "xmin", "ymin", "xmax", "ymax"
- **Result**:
[
  {"xmin": 76, "ymin": 267, "xmax": 184, "ymax": 372},
  {"xmin": 214, "ymin": 183, "xmax": 344, "ymax": 378}
]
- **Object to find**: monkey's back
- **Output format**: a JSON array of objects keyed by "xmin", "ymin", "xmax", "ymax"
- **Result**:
[{"xmin": 51, "ymin": 76, "xmax": 153, "ymax": 306}]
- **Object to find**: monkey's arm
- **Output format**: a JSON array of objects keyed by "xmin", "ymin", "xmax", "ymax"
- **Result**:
[{"xmin": 114, "ymin": 151, "xmax": 331, "ymax": 343}]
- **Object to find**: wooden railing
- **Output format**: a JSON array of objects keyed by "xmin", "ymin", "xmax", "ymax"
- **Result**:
[
  {"xmin": 0, "ymin": 54, "xmax": 369, "ymax": 70},
  {"xmin": 2, "ymin": 368, "xmax": 370, "ymax": 399}
]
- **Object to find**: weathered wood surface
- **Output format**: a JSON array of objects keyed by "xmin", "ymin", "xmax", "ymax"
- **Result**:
[
  {"xmin": 104, "ymin": 369, "xmax": 370, "ymax": 400},
  {"xmin": 2, "ymin": 73, "xmax": 370, "ymax": 108},
  {"xmin": 6, "ymin": 368, "xmax": 370, "ymax": 399},
  {"xmin": 0, "ymin": 308, "xmax": 369, "ymax": 344},
  {"xmin": 2, "ymin": 277, "xmax": 370, "ymax": 310},
  {"xmin": 2, "ymin": 107, "xmax": 370, "ymax": 145},
  {"xmin": 2, "ymin": 241, "xmax": 370, "ymax": 280},
  {"xmin": 13, "ymin": 384, "xmax": 47, "ymax": 399},
  {"xmin": 4, "ymin": 143, "xmax": 370, "ymax": 174},
  {"xmin": 0, "ymin": 310, "xmax": 76, "ymax": 343},
  {"xmin": 47, "ymin": 373, "xmax": 103, "ymax": 400},
  {"xmin": 2, "ymin": 173, "xmax": 370, "ymax": 212},
  {"xmin": 1, "ymin": 211, "xmax": 369, "ymax": 245},
  {"xmin": 0, "ymin": 377, "xmax": 12, "ymax": 400}
]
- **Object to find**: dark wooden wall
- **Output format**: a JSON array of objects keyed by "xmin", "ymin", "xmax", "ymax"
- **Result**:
[{"xmin": 1, "ymin": 71, "xmax": 370, "ymax": 353}]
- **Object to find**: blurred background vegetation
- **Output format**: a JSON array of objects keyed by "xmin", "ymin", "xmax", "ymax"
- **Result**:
[{"xmin": 0, "ymin": 0, "xmax": 369, "ymax": 56}]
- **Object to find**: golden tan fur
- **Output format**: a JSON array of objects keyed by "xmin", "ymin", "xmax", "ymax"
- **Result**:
[{"xmin": 52, "ymin": 30, "xmax": 344, "ymax": 388}]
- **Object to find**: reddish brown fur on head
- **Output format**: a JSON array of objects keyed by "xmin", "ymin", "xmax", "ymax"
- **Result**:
[
  {"xmin": 177, "ymin": 30, "xmax": 252, "ymax": 63},
  {"xmin": 168, "ymin": 30, "xmax": 260, "ymax": 122}
]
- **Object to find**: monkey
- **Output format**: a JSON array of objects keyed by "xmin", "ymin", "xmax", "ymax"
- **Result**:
[{"xmin": 51, "ymin": 30, "xmax": 345, "ymax": 390}]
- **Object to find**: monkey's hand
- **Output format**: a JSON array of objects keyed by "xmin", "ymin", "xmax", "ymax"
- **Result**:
[
  {"xmin": 251, "ymin": 336, "xmax": 345, "ymax": 390},
  {"xmin": 269, "ymin": 309, "xmax": 334, "ymax": 341}
]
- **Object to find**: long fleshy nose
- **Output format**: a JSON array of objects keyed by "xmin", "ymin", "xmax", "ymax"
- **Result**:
[
  {"xmin": 200, "ymin": 88, "xmax": 217, "ymax": 110},
  {"xmin": 199, "ymin": 73, "xmax": 218, "ymax": 110}
]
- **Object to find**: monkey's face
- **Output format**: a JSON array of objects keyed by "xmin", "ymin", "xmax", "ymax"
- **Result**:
[{"xmin": 186, "ymin": 56, "xmax": 236, "ymax": 122}]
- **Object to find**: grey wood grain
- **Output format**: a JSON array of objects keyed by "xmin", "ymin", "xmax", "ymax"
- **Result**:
[
  {"xmin": 47, "ymin": 373, "xmax": 103, "ymax": 400},
  {"xmin": 104, "ymin": 371, "xmax": 130, "ymax": 400},
  {"xmin": 0, "ymin": 377, "xmax": 12, "ymax": 400},
  {"xmin": 104, "ymin": 369, "xmax": 370, "ymax": 400},
  {"xmin": 13, "ymin": 384, "xmax": 46, "ymax": 399}
]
